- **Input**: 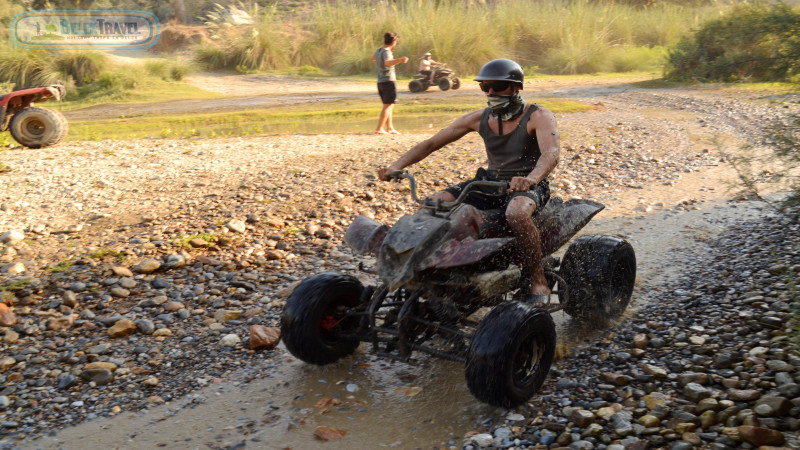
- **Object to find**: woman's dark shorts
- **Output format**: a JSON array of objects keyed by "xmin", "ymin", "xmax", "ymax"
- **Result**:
[
  {"xmin": 377, "ymin": 81, "xmax": 397, "ymax": 104},
  {"xmin": 443, "ymin": 168, "xmax": 550, "ymax": 211}
]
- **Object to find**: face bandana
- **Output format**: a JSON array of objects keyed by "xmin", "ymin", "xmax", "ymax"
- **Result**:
[{"xmin": 487, "ymin": 92, "xmax": 525, "ymax": 122}]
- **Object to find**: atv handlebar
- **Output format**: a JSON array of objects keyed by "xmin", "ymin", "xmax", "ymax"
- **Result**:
[{"xmin": 388, "ymin": 170, "xmax": 508, "ymax": 211}]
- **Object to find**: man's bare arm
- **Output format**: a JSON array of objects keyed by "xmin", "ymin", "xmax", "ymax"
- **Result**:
[
  {"xmin": 385, "ymin": 56, "xmax": 409, "ymax": 67},
  {"xmin": 378, "ymin": 110, "xmax": 481, "ymax": 180},
  {"xmin": 525, "ymin": 107, "xmax": 560, "ymax": 184}
]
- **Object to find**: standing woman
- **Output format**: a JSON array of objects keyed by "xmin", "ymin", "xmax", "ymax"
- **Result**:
[{"xmin": 370, "ymin": 32, "xmax": 409, "ymax": 134}]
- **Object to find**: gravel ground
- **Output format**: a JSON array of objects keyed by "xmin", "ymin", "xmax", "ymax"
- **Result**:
[{"xmin": 1, "ymin": 84, "xmax": 799, "ymax": 449}]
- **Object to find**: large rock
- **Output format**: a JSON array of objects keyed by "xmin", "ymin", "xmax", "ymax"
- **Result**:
[
  {"xmin": 0, "ymin": 304, "xmax": 16, "ymax": 327},
  {"xmin": 133, "ymin": 258, "xmax": 161, "ymax": 274},
  {"xmin": 249, "ymin": 325, "xmax": 281, "ymax": 350},
  {"xmin": 108, "ymin": 319, "xmax": 136, "ymax": 338},
  {"xmin": 738, "ymin": 425, "xmax": 785, "ymax": 446},
  {"xmin": 0, "ymin": 230, "xmax": 24, "ymax": 244}
]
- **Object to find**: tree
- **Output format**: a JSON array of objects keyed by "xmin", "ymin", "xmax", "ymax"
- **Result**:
[{"xmin": 665, "ymin": 3, "xmax": 800, "ymax": 82}]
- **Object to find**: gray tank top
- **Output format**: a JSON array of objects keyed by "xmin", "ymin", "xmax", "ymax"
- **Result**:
[
  {"xmin": 478, "ymin": 103, "xmax": 541, "ymax": 180},
  {"xmin": 374, "ymin": 47, "xmax": 395, "ymax": 83}
]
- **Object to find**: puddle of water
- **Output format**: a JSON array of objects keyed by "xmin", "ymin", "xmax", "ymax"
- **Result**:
[{"xmin": 28, "ymin": 345, "xmax": 499, "ymax": 450}]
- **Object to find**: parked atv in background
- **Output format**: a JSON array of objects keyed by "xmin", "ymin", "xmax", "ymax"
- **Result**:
[
  {"xmin": 409, "ymin": 65, "xmax": 461, "ymax": 93},
  {"xmin": 281, "ymin": 171, "xmax": 637, "ymax": 407},
  {"xmin": 1, "ymin": 84, "xmax": 68, "ymax": 148}
]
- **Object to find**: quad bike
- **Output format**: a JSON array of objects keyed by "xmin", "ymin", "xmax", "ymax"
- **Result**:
[
  {"xmin": 0, "ymin": 83, "xmax": 68, "ymax": 148},
  {"xmin": 281, "ymin": 171, "xmax": 636, "ymax": 407},
  {"xmin": 409, "ymin": 64, "xmax": 461, "ymax": 93}
]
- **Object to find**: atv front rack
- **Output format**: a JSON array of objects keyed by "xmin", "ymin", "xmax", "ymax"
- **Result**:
[{"xmin": 358, "ymin": 286, "xmax": 474, "ymax": 363}]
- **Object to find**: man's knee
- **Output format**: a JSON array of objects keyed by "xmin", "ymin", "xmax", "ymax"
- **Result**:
[
  {"xmin": 505, "ymin": 198, "xmax": 536, "ymax": 226},
  {"xmin": 429, "ymin": 190, "xmax": 456, "ymax": 202}
]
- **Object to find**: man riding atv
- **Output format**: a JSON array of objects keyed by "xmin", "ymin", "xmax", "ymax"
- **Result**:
[
  {"xmin": 418, "ymin": 52, "xmax": 444, "ymax": 84},
  {"xmin": 378, "ymin": 58, "xmax": 559, "ymax": 304}
]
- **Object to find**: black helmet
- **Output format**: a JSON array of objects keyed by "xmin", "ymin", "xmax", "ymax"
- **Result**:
[{"xmin": 474, "ymin": 58, "xmax": 524, "ymax": 88}]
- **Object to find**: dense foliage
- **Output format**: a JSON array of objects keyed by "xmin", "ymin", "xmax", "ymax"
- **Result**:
[
  {"xmin": 665, "ymin": 3, "xmax": 800, "ymax": 82},
  {"xmin": 2, "ymin": 0, "xmax": 725, "ymax": 76}
]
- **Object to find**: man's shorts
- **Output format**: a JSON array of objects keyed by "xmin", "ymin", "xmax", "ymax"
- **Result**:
[
  {"xmin": 443, "ymin": 168, "xmax": 550, "ymax": 211},
  {"xmin": 377, "ymin": 81, "xmax": 397, "ymax": 104}
]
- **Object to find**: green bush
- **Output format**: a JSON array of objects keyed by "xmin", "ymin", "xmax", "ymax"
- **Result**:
[
  {"xmin": 53, "ymin": 51, "xmax": 109, "ymax": 86},
  {"xmin": 294, "ymin": 65, "xmax": 326, "ymax": 76},
  {"xmin": 194, "ymin": 42, "xmax": 228, "ymax": 70},
  {"xmin": 665, "ymin": 3, "xmax": 800, "ymax": 82},
  {"xmin": 144, "ymin": 58, "xmax": 193, "ymax": 81}
]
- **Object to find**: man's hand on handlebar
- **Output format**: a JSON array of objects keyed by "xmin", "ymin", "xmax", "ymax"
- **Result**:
[
  {"xmin": 508, "ymin": 176, "xmax": 535, "ymax": 193},
  {"xmin": 377, "ymin": 167, "xmax": 404, "ymax": 182}
]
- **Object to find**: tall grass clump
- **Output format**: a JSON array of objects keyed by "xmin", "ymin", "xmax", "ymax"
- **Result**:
[
  {"xmin": 304, "ymin": 1, "xmax": 394, "ymax": 74},
  {"xmin": 52, "ymin": 51, "xmax": 109, "ymax": 86},
  {"xmin": 492, "ymin": 0, "xmax": 718, "ymax": 75},
  {"xmin": 0, "ymin": 45, "xmax": 60, "ymax": 89},
  {"xmin": 665, "ymin": 3, "xmax": 800, "ymax": 82},
  {"xmin": 195, "ymin": 2, "xmax": 291, "ymax": 71}
]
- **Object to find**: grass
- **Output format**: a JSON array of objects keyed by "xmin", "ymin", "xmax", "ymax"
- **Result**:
[
  {"xmin": 56, "ymin": 77, "xmax": 222, "ymax": 111},
  {"xmin": 0, "ymin": 279, "xmax": 31, "ymax": 292},
  {"xmin": 173, "ymin": 233, "xmax": 218, "ymax": 249},
  {"xmin": 86, "ymin": 247, "xmax": 127, "ymax": 261},
  {"xmin": 64, "ymin": 92, "xmax": 596, "ymax": 141},
  {"xmin": 46, "ymin": 261, "xmax": 73, "ymax": 272}
]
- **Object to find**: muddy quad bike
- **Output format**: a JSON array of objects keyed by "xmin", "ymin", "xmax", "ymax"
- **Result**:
[
  {"xmin": 0, "ymin": 83, "xmax": 68, "ymax": 148},
  {"xmin": 409, "ymin": 64, "xmax": 461, "ymax": 93},
  {"xmin": 281, "ymin": 171, "xmax": 636, "ymax": 407}
]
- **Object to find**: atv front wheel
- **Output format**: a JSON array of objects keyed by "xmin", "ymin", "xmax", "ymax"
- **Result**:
[
  {"xmin": 438, "ymin": 77, "xmax": 453, "ymax": 91},
  {"xmin": 559, "ymin": 235, "xmax": 636, "ymax": 319},
  {"xmin": 281, "ymin": 272, "xmax": 364, "ymax": 365},
  {"xmin": 451, "ymin": 77, "xmax": 461, "ymax": 89},
  {"xmin": 465, "ymin": 302, "xmax": 556, "ymax": 407},
  {"xmin": 9, "ymin": 107, "xmax": 67, "ymax": 149}
]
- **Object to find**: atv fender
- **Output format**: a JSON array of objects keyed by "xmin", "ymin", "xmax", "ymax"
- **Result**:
[
  {"xmin": 420, "ymin": 236, "xmax": 514, "ymax": 270},
  {"xmin": 378, "ymin": 212, "xmax": 450, "ymax": 290},
  {"xmin": 535, "ymin": 198, "xmax": 604, "ymax": 255}
]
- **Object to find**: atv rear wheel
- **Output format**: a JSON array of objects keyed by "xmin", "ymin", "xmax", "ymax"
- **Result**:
[
  {"xmin": 9, "ymin": 107, "xmax": 67, "ymax": 149},
  {"xmin": 409, "ymin": 80, "xmax": 425, "ymax": 93},
  {"xmin": 280, "ymin": 272, "xmax": 364, "ymax": 365},
  {"xmin": 465, "ymin": 302, "xmax": 556, "ymax": 407},
  {"xmin": 438, "ymin": 77, "xmax": 453, "ymax": 91},
  {"xmin": 559, "ymin": 235, "xmax": 636, "ymax": 319},
  {"xmin": 451, "ymin": 77, "xmax": 461, "ymax": 89}
]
